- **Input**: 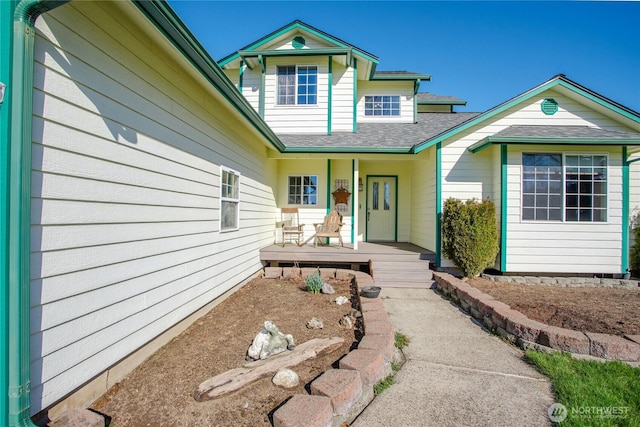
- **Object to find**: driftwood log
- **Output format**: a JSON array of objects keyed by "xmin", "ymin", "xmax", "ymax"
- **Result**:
[{"xmin": 194, "ymin": 337, "xmax": 344, "ymax": 401}]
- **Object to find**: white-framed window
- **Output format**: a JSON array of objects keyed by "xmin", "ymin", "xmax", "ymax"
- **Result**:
[
  {"xmin": 288, "ymin": 175, "xmax": 317, "ymax": 205},
  {"xmin": 521, "ymin": 153, "xmax": 607, "ymax": 222},
  {"xmin": 364, "ymin": 95, "xmax": 400, "ymax": 116},
  {"xmin": 221, "ymin": 167, "xmax": 240, "ymax": 231},
  {"xmin": 277, "ymin": 65, "xmax": 317, "ymax": 105}
]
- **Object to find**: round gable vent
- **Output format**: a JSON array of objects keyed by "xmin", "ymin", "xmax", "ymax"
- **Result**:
[
  {"xmin": 541, "ymin": 98, "xmax": 558, "ymax": 115},
  {"xmin": 292, "ymin": 36, "xmax": 306, "ymax": 49}
]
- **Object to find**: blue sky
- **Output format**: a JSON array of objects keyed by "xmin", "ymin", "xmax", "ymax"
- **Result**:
[{"xmin": 167, "ymin": 1, "xmax": 640, "ymax": 113}]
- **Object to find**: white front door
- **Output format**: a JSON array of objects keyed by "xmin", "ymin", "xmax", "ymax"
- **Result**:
[{"xmin": 367, "ymin": 176, "xmax": 396, "ymax": 241}]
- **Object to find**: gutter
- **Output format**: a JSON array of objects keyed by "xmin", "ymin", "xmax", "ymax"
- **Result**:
[{"xmin": 2, "ymin": 1, "xmax": 70, "ymax": 425}]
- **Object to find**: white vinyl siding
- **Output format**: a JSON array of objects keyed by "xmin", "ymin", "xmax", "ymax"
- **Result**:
[
  {"xmin": 239, "ymin": 66, "xmax": 261, "ymax": 112},
  {"xmin": 357, "ymin": 81, "xmax": 414, "ymax": 123},
  {"xmin": 264, "ymin": 57, "xmax": 327, "ymax": 134},
  {"xmin": 31, "ymin": 2, "xmax": 276, "ymax": 413},
  {"xmin": 331, "ymin": 61, "xmax": 354, "ymax": 132}
]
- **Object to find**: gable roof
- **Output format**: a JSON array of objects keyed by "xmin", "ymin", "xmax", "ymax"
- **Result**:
[
  {"xmin": 218, "ymin": 20, "xmax": 379, "ymax": 77},
  {"xmin": 413, "ymin": 74, "xmax": 640, "ymax": 153}
]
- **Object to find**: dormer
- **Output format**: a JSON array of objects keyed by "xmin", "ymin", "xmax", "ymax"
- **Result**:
[{"xmin": 219, "ymin": 21, "xmax": 430, "ymax": 135}]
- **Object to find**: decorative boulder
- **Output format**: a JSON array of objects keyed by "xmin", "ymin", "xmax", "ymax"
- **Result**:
[
  {"xmin": 335, "ymin": 296, "xmax": 349, "ymax": 306},
  {"xmin": 307, "ymin": 317, "xmax": 324, "ymax": 329},
  {"xmin": 246, "ymin": 321, "xmax": 295, "ymax": 361},
  {"xmin": 321, "ymin": 282, "xmax": 335, "ymax": 294},
  {"xmin": 272, "ymin": 368, "xmax": 300, "ymax": 389}
]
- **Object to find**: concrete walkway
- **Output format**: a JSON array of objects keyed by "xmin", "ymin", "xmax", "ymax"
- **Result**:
[{"xmin": 352, "ymin": 287, "xmax": 555, "ymax": 427}]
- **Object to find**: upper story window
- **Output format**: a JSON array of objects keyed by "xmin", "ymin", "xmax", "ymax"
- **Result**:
[
  {"xmin": 365, "ymin": 95, "xmax": 400, "ymax": 116},
  {"xmin": 521, "ymin": 153, "xmax": 607, "ymax": 222},
  {"xmin": 221, "ymin": 167, "xmax": 240, "ymax": 231},
  {"xmin": 277, "ymin": 65, "xmax": 317, "ymax": 105}
]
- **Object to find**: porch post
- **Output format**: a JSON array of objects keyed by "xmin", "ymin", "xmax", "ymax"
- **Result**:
[{"xmin": 352, "ymin": 159, "xmax": 359, "ymax": 250}]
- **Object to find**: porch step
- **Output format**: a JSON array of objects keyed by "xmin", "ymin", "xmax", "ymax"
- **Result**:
[{"xmin": 369, "ymin": 257, "xmax": 433, "ymax": 289}]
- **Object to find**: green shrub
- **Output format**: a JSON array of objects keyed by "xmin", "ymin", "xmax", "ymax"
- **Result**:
[
  {"xmin": 304, "ymin": 273, "xmax": 324, "ymax": 294},
  {"xmin": 631, "ymin": 213, "xmax": 640, "ymax": 277},
  {"xmin": 442, "ymin": 197, "xmax": 499, "ymax": 278}
]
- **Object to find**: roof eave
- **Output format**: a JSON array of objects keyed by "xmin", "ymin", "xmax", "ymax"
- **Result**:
[
  {"xmin": 468, "ymin": 136, "xmax": 640, "ymax": 154},
  {"xmin": 133, "ymin": 0, "xmax": 285, "ymax": 152}
]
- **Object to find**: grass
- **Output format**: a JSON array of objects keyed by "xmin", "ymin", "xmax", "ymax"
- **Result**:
[
  {"xmin": 526, "ymin": 350, "xmax": 640, "ymax": 426},
  {"xmin": 373, "ymin": 375, "xmax": 395, "ymax": 396},
  {"xmin": 394, "ymin": 332, "xmax": 410, "ymax": 350}
]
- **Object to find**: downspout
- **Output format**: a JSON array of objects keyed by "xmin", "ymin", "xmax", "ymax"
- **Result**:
[
  {"xmin": 435, "ymin": 142, "xmax": 442, "ymax": 268},
  {"xmin": 2, "ymin": 1, "xmax": 69, "ymax": 425},
  {"xmin": 622, "ymin": 146, "xmax": 629, "ymax": 273}
]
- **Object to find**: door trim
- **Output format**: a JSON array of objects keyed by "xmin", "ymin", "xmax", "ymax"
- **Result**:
[{"xmin": 365, "ymin": 175, "xmax": 398, "ymax": 242}]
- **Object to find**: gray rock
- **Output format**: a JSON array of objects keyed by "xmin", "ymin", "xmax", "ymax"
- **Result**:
[
  {"xmin": 307, "ymin": 317, "xmax": 324, "ymax": 329},
  {"xmin": 335, "ymin": 296, "xmax": 349, "ymax": 305},
  {"xmin": 247, "ymin": 321, "xmax": 295, "ymax": 361},
  {"xmin": 339, "ymin": 315, "xmax": 354, "ymax": 329},
  {"xmin": 272, "ymin": 368, "xmax": 300, "ymax": 388},
  {"xmin": 321, "ymin": 282, "xmax": 335, "ymax": 294}
]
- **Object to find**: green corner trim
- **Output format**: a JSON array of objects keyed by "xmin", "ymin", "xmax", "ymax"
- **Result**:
[
  {"xmin": 435, "ymin": 142, "xmax": 442, "ymax": 268},
  {"xmin": 326, "ymin": 159, "xmax": 332, "ymax": 214},
  {"xmin": 622, "ymin": 146, "xmax": 629, "ymax": 273},
  {"xmin": 259, "ymin": 56, "xmax": 265, "ymax": 118},
  {"xmin": 327, "ymin": 56, "xmax": 332, "ymax": 135},
  {"xmin": 500, "ymin": 144, "xmax": 508, "ymax": 271},
  {"xmin": 352, "ymin": 57, "xmax": 357, "ymax": 133},
  {"xmin": 238, "ymin": 60, "xmax": 243, "ymax": 94},
  {"xmin": 351, "ymin": 159, "xmax": 355, "ymax": 244}
]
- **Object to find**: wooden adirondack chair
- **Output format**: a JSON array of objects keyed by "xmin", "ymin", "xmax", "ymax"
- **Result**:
[
  {"xmin": 313, "ymin": 211, "xmax": 344, "ymax": 247},
  {"xmin": 280, "ymin": 208, "xmax": 304, "ymax": 247}
]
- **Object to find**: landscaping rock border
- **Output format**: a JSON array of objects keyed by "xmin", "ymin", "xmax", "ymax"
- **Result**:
[
  {"xmin": 434, "ymin": 272, "xmax": 640, "ymax": 362},
  {"xmin": 481, "ymin": 272, "xmax": 639, "ymax": 289},
  {"xmin": 262, "ymin": 268, "xmax": 397, "ymax": 427}
]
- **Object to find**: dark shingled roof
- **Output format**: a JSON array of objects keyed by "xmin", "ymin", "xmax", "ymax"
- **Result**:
[
  {"xmin": 416, "ymin": 92, "xmax": 467, "ymax": 105},
  {"xmin": 493, "ymin": 125, "xmax": 640, "ymax": 140},
  {"xmin": 278, "ymin": 112, "xmax": 480, "ymax": 151}
]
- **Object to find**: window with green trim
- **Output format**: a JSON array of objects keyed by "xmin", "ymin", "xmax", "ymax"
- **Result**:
[
  {"xmin": 288, "ymin": 175, "xmax": 318, "ymax": 205},
  {"xmin": 221, "ymin": 167, "xmax": 240, "ymax": 231},
  {"xmin": 521, "ymin": 153, "xmax": 607, "ymax": 222},
  {"xmin": 364, "ymin": 95, "xmax": 400, "ymax": 116},
  {"xmin": 277, "ymin": 65, "xmax": 317, "ymax": 105}
]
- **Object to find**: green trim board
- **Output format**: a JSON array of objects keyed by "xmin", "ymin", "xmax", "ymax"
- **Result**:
[
  {"xmin": 622, "ymin": 146, "xmax": 629, "ymax": 273},
  {"xmin": 238, "ymin": 60, "xmax": 243, "ymax": 94},
  {"xmin": 352, "ymin": 58, "xmax": 357, "ymax": 133},
  {"xmin": 327, "ymin": 56, "xmax": 332, "ymax": 135},
  {"xmin": 435, "ymin": 142, "xmax": 442, "ymax": 268},
  {"xmin": 281, "ymin": 146, "xmax": 413, "ymax": 154},
  {"xmin": 259, "ymin": 56, "xmax": 265, "ymax": 118},
  {"xmin": 371, "ymin": 73, "xmax": 431, "ymax": 81},
  {"xmin": 351, "ymin": 159, "xmax": 355, "ymax": 244},
  {"xmin": 133, "ymin": 1, "xmax": 285, "ymax": 152},
  {"xmin": 413, "ymin": 74, "xmax": 640, "ymax": 155},
  {"xmin": 468, "ymin": 137, "xmax": 640, "ymax": 154},
  {"xmin": 500, "ymin": 144, "xmax": 508, "ymax": 271}
]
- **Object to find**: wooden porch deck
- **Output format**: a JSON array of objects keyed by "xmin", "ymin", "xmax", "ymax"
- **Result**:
[{"xmin": 260, "ymin": 242, "xmax": 436, "ymax": 288}]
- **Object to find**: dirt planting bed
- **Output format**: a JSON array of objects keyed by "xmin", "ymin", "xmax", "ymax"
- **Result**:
[
  {"xmin": 466, "ymin": 277, "xmax": 640, "ymax": 336},
  {"xmin": 92, "ymin": 275, "xmax": 360, "ymax": 427}
]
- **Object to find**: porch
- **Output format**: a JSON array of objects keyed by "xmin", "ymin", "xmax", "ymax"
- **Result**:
[{"xmin": 260, "ymin": 242, "xmax": 436, "ymax": 288}]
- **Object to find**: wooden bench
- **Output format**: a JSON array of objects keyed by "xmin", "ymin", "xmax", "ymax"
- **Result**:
[{"xmin": 313, "ymin": 211, "xmax": 344, "ymax": 247}]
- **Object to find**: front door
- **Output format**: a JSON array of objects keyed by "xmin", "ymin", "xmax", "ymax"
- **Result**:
[{"xmin": 366, "ymin": 176, "xmax": 397, "ymax": 241}]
